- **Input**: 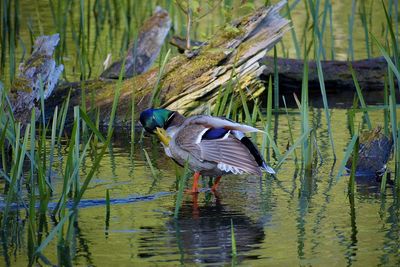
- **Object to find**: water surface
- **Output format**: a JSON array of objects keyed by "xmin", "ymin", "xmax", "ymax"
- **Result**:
[{"xmin": 1, "ymin": 108, "xmax": 399, "ymax": 266}]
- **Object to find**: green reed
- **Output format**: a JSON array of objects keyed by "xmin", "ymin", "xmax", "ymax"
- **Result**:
[
  {"xmin": 0, "ymin": 81, "xmax": 111, "ymax": 264},
  {"xmin": 143, "ymin": 148, "xmax": 159, "ymax": 179},
  {"xmin": 273, "ymin": 47, "xmax": 279, "ymax": 110},
  {"xmin": 0, "ymin": 0, "xmax": 19, "ymax": 84},
  {"xmin": 347, "ymin": 0, "xmax": 356, "ymax": 61},
  {"xmin": 335, "ymin": 134, "xmax": 358, "ymax": 181},
  {"xmin": 371, "ymin": 1, "xmax": 400, "ymax": 189},
  {"xmin": 107, "ymin": 57, "xmax": 126, "ymax": 138},
  {"xmin": 285, "ymin": 1, "xmax": 300, "ymax": 59},
  {"xmin": 238, "ymin": 86, "xmax": 252, "ymax": 125},
  {"xmin": 359, "ymin": 0, "xmax": 371, "ymax": 59},
  {"xmin": 148, "ymin": 49, "xmax": 171, "ymax": 108},
  {"xmin": 174, "ymin": 159, "xmax": 190, "ymax": 219},
  {"xmin": 0, "ymin": 0, "xmax": 7, "ymax": 80},
  {"xmin": 327, "ymin": 0, "xmax": 334, "ymax": 60},
  {"xmin": 230, "ymin": 219, "xmax": 237, "ymax": 257},
  {"xmin": 380, "ymin": 169, "xmax": 388, "ymax": 194},
  {"xmin": 300, "ymin": 48, "xmax": 311, "ymax": 167},
  {"xmin": 131, "ymin": 78, "xmax": 136, "ymax": 145},
  {"xmin": 57, "ymin": 90, "xmax": 71, "ymax": 143},
  {"xmin": 308, "ymin": 0, "xmax": 326, "ymax": 60},
  {"xmin": 213, "ymin": 62, "xmax": 236, "ymax": 117},
  {"xmin": 383, "ymin": 77, "xmax": 389, "ymax": 136},
  {"xmin": 106, "ymin": 189, "xmax": 110, "ymax": 218},
  {"xmin": 261, "ymin": 76, "xmax": 273, "ymax": 160},
  {"xmin": 348, "ymin": 135, "xmax": 359, "ymax": 196},
  {"xmin": 315, "ymin": 42, "xmax": 336, "ymax": 160},
  {"xmin": 282, "ymin": 96, "xmax": 298, "ymax": 161},
  {"xmin": 349, "ymin": 63, "xmax": 372, "ymax": 130}
]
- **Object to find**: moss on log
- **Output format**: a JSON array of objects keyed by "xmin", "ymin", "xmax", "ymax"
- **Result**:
[{"xmin": 48, "ymin": 1, "xmax": 290, "ymax": 126}]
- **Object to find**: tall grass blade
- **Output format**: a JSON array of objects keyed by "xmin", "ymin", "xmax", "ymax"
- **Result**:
[
  {"xmin": 300, "ymin": 49, "xmax": 310, "ymax": 165},
  {"xmin": 359, "ymin": 0, "xmax": 370, "ymax": 58},
  {"xmin": 275, "ymin": 129, "xmax": 311, "ymax": 170},
  {"xmin": 380, "ymin": 169, "xmax": 388, "ymax": 194},
  {"xmin": 73, "ymin": 132, "xmax": 112, "ymax": 206},
  {"xmin": 107, "ymin": 55, "xmax": 127, "ymax": 138},
  {"xmin": 263, "ymin": 129, "xmax": 282, "ymax": 160},
  {"xmin": 285, "ymin": 2, "xmax": 300, "ymax": 59},
  {"xmin": 372, "ymin": 34, "xmax": 400, "ymax": 85},
  {"xmin": 349, "ymin": 63, "xmax": 372, "ymax": 130},
  {"xmin": 148, "ymin": 49, "xmax": 171, "ymax": 107},
  {"xmin": 383, "ymin": 77, "xmax": 389, "ymax": 136},
  {"xmin": 238, "ymin": 86, "xmax": 252, "ymax": 125},
  {"xmin": 143, "ymin": 148, "xmax": 158, "ymax": 179},
  {"xmin": 348, "ymin": 136, "xmax": 359, "ymax": 196},
  {"xmin": 316, "ymin": 42, "xmax": 336, "ymax": 159},
  {"xmin": 79, "ymin": 107, "xmax": 106, "ymax": 142},
  {"xmin": 282, "ymin": 96, "xmax": 297, "ymax": 161},
  {"xmin": 262, "ymin": 76, "xmax": 273, "ymax": 159},
  {"xmin": 347, "ymin": 0, "xmax": 356, "ymax": 60},
  {"xmin": 382, "ymin": 1, "xmax": 399, "ymax": 67},
  {"xmin": 35, "ymin": 211, "xmax": 71, "ymax": 255},
  {"xmin": 327, "ymin": 0, "xmax": 334, "ymax": 59},
  {"xmin": 231, "ymin": 219, "xmax": 237, "ymax": 257},
  {"xmin": 48, "ymin": 106, "xmax": 58, "ymax": 186},
  {"xmin": 174, "ymin": 159, "xmax": 190, "ymax": 219},
  {"xmin": 273, "ymin": 47, "xmax": 279, "ymax": 110},
  {"xmin": 58, "ymin": 90, "xmax": 71, "ymax": 143},
  {"xmin": 335, "ymin": 134, "xmax": 358, "ymax": 181}
]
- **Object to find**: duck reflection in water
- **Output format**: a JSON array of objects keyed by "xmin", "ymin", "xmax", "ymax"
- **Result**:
[{"xmin": 166, "ymin": 192, "xmax": 265, "ymax": 265}]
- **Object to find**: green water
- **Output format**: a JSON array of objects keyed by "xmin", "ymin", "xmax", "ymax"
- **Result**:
[
  {"xmin": 1, "ymin": 109, "xmax": 400, "ymax": 266},
  {"xmin": 1, "ymin": 0, "xmax": 400, "ymax": 266}
]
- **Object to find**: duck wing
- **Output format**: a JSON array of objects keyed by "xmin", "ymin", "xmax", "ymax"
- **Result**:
[
  {"xmin": 185, "ymin": 115, "xmax": 262, "ymax": 133},
  {"xmin": 174, "ymin": 122, "xmax": 263, "ymax": 176}
]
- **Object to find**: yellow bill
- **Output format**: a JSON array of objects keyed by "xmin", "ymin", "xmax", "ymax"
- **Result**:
[{"xmin": 155, "ymin": 127, "xmax": 171, "ymax": 146}]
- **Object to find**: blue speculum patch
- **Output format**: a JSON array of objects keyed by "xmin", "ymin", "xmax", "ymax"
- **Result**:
[{"xmin": 202, "ymin": 128, "xmax": 229, "ymax": 140}]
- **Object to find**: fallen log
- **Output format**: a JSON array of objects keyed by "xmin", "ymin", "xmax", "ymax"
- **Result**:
[
  {"xmin": 19, "ymin": 0, "xmax": 396, "ymax": 128},
  {"xmin": 48, "ymin": 0, "xmax": 291, "ymax": 125},
  {"xmin": 169, "ymin": 35, "xmax": 393, "ymax": 106},
  {"xmin": 260, "ymin": 56, "xmax": 395, "ymax": 107}
]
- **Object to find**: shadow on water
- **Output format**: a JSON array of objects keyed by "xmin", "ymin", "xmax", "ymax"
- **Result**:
[{"xmin": 138, "ymin": 193, "xmax": 265, "ymax": 265}]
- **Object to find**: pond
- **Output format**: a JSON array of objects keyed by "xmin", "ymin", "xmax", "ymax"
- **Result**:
[
  {"xmin": 1, "ymin": 0, "xmax": 400, "ymax": 266},
  {"xmin": 1, "ymin": 108, "xmax": 399, "ymax": 266}
]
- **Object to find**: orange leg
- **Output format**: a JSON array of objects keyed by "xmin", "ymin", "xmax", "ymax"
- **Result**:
[
  {"xmin": 191, "ymin": 172, "xmax": 201, "ymax": 193},
  {"xmin": 211, "ymin": 176, "xmax": 222, "ymax": 192}
]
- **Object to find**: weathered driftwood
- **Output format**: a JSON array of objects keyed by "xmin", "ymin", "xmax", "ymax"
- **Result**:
[
  {"xmin": 100, "ymin": 7, "xmax": 171, "ymax": 79},
  {"xmin": 9, "ymin": 34, "xmax": 63, "ymax": 124},
  {"xmin": 48, "ymin": 0, "xmax": 291, "ymax": 126}
]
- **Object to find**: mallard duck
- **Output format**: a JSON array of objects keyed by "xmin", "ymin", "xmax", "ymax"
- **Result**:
[{"xmin": 140, "ymin": 108, "xmax": 275, "ymax": 193}]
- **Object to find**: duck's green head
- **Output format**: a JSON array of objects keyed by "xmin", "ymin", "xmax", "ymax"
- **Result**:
[{"xmin": 139, "ymin": 108, "xmax": 174, "ymax": 133}]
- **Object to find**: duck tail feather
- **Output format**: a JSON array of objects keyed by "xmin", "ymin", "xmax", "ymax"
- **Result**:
[{"xmin": 262, "ymin": 162, "xmax": 276, "ymax": 174}]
